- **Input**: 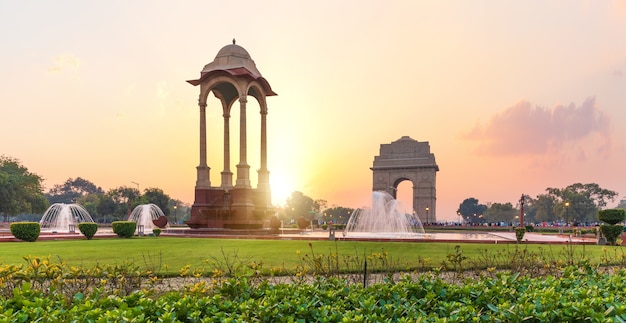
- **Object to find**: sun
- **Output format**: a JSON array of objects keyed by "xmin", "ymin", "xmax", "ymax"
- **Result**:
[{"xmin": 270, "ymin": 172, "xmax": 294, "ymax": 207}]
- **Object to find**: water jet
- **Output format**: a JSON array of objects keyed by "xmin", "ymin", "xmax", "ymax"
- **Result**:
[
  {"xmin": 40, "ymin": 203, "xmax": 95, "ymax": 232},
  {"xmin": 128, "ymin": 204, "xmax": 168, "ymax": 232},
  {"xmin": 343, "ymin": 191, "xmax": 425, "ymax": 238}
]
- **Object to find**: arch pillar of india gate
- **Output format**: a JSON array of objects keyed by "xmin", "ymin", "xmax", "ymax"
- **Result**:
[{"xmin": 185, "ymin": 40, "xmax": 276, "ymax": 229}]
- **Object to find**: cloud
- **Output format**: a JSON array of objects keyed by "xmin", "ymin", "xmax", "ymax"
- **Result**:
[
  {"xmin": 462, "ymin": 97, "xmax": 612, "ymax": 160},
  {"xmin": 612, "ymin": 69, "xmax": 623, "ymax": 78},
  {"xmin": 48, "ymin": 54, "xmax": 81, "ymax": 73}
]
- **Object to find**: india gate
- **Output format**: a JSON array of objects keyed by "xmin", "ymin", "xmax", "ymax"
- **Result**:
[
  {"xmin": 372, "ymin": 136, "xmax": 439, "ymax": 224},
  {"xmin": 185, "ymin": 40, "xmax": 275, "ymax": 229}
]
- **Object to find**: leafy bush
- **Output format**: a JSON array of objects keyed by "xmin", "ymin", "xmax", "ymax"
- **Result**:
[
  {"xmin": 525, "ymin": 225, "xmax": 534, "ymax": 232},
  {"xmin": 515, "ymin": 227, "xmax": 526, "ymax": 243},
  {"xmin": 78, "ymin": 222, "xmax": 98, "ymax": 240},
  {"xmin": 152, "ymin": 228, "xmax": 161, "ymax": 237},
  {"xmin": 4, "ymin": 262, "xmax": 626, "ymax": 321},
  {"xmin": 112, "ymin": 221, "xmax": 136, "ymax": 238},
  {"xmin": 297, "ymin": 217, "xmax": 310, "ymax": 229},
  {"xmin": 9, "ymin": 222, "xmax": 40, "ymax": 242},
  {"xmin": 599, "ymin": 209, "xmax": 626, "ymax": 225},
  {"xmin": 600, "ymin": 225, "xmax": 623, "ymax": 245}
]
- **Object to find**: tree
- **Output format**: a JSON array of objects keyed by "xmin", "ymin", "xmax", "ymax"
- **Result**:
[
  {"xmin": 104, "ymin": 186, "xmax": 141, "ymax": 221},
  {"xmin": 46, "ymin": 177, "xmax": 103, "ymax": 204},
  {"xmin": 315, "ymin": 199, "xmax": 328, "ymax": 217},
  {"xmin": 617, "ymin": 199, "xmax": 626, "ymax": 211},
  {"xmin": 168, "ymin": 199, "xmax": 188, "ymax": 224},
  {"xmin": 484, "ymin": 202, "xmax": 517, "ymax": 224},
  {"xmin": 531, "ymin": 194, "xmax": 557, "ymax": 223},
  {"xmin": 285, "ymin": 191, "xmax": 317, "ymax": 220},
  {"xmin": 140, "ymin": 187, "xmax": 171, "ymax": 216},
  {"xmin": 77, "ymin": 193, "xmax": 104, "ymax": 222},
  {"xmin": 457, "ymin": 198, "xmax": 488, "ymax": 224},
  {"xmin": 0, "ymin": 156, "xmax": 48, "ymax": 222},
  {"xmin": 546, "ymin": 183, "xmax": 618, "ymax": 223}
]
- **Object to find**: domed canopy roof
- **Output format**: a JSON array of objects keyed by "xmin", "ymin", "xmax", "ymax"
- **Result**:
[
  {"xmin": 187, "ymin": 40, "xmax": 276, "ymax": 96},
  {"xmin": 200, "ymin": 39, "xmax": 262, "ymax": 77},
  {"xmin": 215, "ymin": 43, "xmax": 251, "ymax": 60}
]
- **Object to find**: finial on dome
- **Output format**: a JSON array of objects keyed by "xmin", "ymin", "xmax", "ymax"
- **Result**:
[{"xmin": 232, "ymin": 38, "xmax": 236, "ymax": 45}]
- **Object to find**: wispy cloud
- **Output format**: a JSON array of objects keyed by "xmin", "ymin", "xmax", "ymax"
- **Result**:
[
  {"xmin": 462, "ymin": 97, "xmax": 612, "ymax": 160},
  {"xmin": 48, "ymin": 54, "xmax": 81, "ymax": 73}
]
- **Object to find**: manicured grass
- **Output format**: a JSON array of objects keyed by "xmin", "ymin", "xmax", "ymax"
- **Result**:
[{"xmin": 0, "ymin": 237, "xmax": 617, "ymax": 276}]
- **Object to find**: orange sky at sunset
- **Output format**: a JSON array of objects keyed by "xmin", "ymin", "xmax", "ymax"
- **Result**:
[{"xmin": 1, "ymin": 1, "xmax": 626, "ymax": 221}]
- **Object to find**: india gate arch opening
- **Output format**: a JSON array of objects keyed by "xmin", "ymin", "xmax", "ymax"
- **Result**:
[
  {"xmin": 185, "ymin": 40, "xmax": 276, "ymax": 229},
  {"xmin": 371, "ymin": 136, "xmax": 439, "ymax": 224}
]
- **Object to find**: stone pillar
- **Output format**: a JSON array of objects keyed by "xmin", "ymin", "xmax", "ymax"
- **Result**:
[
  {"xmin": 221, "ymin": 104, "xmax": 233, "ymax": 189},
  {"xmin": 257, "ymin": 106, "xmax": 271, "ymax": 208},
  {"xmin": 257, "ymin": 107, "xmax": 270, "ymax": 191},
  {"xmin": 236, "ymin": 96, "xmax": 250, "ymax": 187},
  {"xmin": 196, "ymin": 100, "xmax": 210, "ymax": 188}
]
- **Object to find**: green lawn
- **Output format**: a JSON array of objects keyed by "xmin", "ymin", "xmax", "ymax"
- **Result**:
[{"xmin": 0, "ymin": 237, "xmax": 618, "ymax": 276}]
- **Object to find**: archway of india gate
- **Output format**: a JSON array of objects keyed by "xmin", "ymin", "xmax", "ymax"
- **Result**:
[
  {"xmin": 186, "ymin": 40, "xmax": 276, "ymax": 229},
  {"xmin": 372, "ymin": 136, "xmax": 439, "ymax": 224}
]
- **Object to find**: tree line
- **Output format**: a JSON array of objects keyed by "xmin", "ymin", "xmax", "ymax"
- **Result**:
[
  {"xmin": 0, "ymin": 156, "xmax": 187, "ymax": 223},
  {"xmin": 458, "ymin": 183, "xmax": 621, "ymax": 225},
  {"xmin": 2, "ymin": 155, "xmax": 622, "ymax": 226}
]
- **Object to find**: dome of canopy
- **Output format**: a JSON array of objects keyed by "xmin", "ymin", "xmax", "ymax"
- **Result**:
[
  {"xmin": 200, "ymin": 40, "xmax": 262, "ymax": 77},
  {"xmin": 187, "ymin": 40, "xmax": 276, "ymax": 96},
  {"xmin": 215, "ymin": 44, "xmax": 251, "ymax": 60}
]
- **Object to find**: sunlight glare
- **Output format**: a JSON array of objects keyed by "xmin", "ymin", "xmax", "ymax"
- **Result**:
[{"xmin": 270, "ymin": 172, "xmax": 294, "ymax": 207}]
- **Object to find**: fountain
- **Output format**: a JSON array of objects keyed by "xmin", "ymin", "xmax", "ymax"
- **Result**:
[
  {"xmin": 40, "ymin": 203, "xmax": 95, "ymax": 232},
  {"xmin": 343, "ymin": 191, "xmax": 426, "ymax": 238},
  {"xmin": 128, "ymin": 204, "xmax": 168, "ymax": 233}
]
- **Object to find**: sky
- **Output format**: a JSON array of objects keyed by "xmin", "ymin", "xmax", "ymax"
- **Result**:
[{"xmin": 1, "ymin": 1, "xmax": 625, "ymax": 221}]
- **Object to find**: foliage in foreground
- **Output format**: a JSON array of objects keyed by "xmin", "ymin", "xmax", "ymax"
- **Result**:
[{"xmin": 2, "ymin": 259, "xmax": 626, "ymax": 322}]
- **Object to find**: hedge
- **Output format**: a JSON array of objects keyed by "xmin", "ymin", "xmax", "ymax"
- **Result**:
[
  {"xmin": 78, "ymin": 222, "xmax": 98, "ymax": 240},
  {"xmin": 9, "ymin": 222, "xmax": 40, "ymax": 242},
  {"xmin": 111, "ymin": 221, "xmax": 137, "ymax": 238}
]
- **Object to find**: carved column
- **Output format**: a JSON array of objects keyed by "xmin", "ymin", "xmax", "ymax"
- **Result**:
[
  {"xmin": 236, "ymin": 96, "xmax": 250, "ymax": 187},
  {"xmin": 257, "ymin": 105, "xmax": 270, "ymax": 193},
  {"xmin": 221, "ymin": 103, "xmax": 233, "ymax": 189},
  {"xmin": 196, "ymin": 100, "xmax": 210, "ymax": 188}
]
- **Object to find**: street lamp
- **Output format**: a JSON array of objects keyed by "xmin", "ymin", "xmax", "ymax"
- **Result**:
[
  {"xmin": 173, "ymin": 205, "xmax": 178, "ymax": 225},
  {"xmin": 564, "ymin": 201, "xmax": 570, "ymax": 226},
  {"xmin": 425, "ymin": 206, "xmax": 430, "ymax": 225}
]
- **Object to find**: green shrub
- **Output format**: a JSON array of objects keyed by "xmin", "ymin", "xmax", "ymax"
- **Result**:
[
  {"xmin": 525, "ymin": 225, "xmax": 534, "ymax": 232},
  {"xmin": 9, "ymin": 222, "xmax": 40, "ymax": 242},
  {"xmin": 598, "ymin": 209, "xmax": 626, "ymax": 225},
  {"xmin": 297, "ymin": 217, "xmax": 310, "ymax": 229},
  {"xmin": 600, "ymin": 224, "xmax": 623, "ymax": 245},
  {"xmin": 78, "ymin": 222, "xmax": 98, "ymax": 240},
  {"xmin": 152, "ymin": 228, "xmax": 161, "ymax": 237},
  {"xmin": 111, "ymin": 221, "xmax": 136, "ymax": 238},
  {"xmin": 515, "ymin": 227, "xmax": 526, "ymax": 243}
]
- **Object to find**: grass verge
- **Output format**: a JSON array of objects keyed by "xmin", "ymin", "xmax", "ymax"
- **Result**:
[{"xmin": 1, "ymin": 237, "xmax": 623, "ymax": 276}]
